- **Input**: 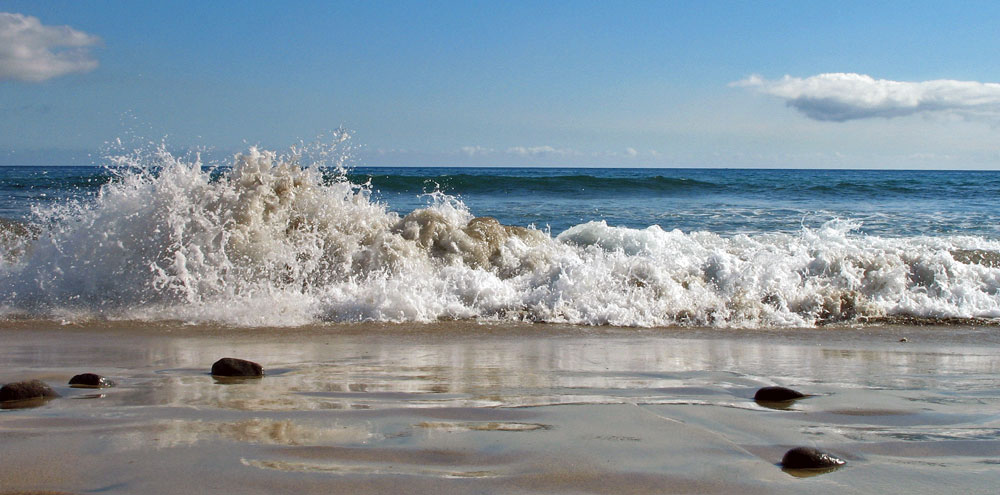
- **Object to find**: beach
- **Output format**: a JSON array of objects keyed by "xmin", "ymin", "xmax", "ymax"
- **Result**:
[{"xmin": 3, "ymin": 321, "xmax": 998, "ymax": 494}]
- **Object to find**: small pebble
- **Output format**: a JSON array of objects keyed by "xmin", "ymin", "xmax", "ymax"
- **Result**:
[
  {"xmin": 781, "ymin": 446, "xmax": 846, "ymax": 469},
  {"xmin": 0, "ymin": 379, "xmax": 60, "ymax": 402},
  {"xmin": 211, "ymin": 357, "xmax": 264, "ymax": 377},
  {"xmin": 69, "ymin": 373, "xmax": 116, "ymax": 388},
  {"xmin": 754, "ymin": 386, "xmax": 806, "ymax": 402}
]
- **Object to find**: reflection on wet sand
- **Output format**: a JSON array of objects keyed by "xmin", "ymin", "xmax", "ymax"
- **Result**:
[
  {"xmin": 240, "ymin": 457, "xmax": 504, "ymax": 479},
  {"xmin": 1, "ymin": 322, "xmax": 999, "ymax": 494},
  {"xmin": 417, "ymin": 421, "xmax": 550, "ymax": 432}
]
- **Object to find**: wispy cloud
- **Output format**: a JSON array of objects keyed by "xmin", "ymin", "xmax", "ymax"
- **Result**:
[
  {"xmin": 458, "ymin": 145, "xmax": 651, "ymax": 159},
  {"xmin": 0, "ymin": 12, "xmax": 101, "ymax": 82},
  {"xmin": 459, "ymin": 145, "xmax": 494, "ymax": 156},
  {"xmin": 505, "ymin": 145, "xmax": 583, "ymax": 157},
  {"xmin": 733, "ymin": 73, "xmax": 1000, "ymax": 122}
]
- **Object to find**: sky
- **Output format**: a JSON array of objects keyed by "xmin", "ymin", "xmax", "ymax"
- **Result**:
[{"xmin": 2, "ymin": 1, "xmax": 1000, "ymax": 169}]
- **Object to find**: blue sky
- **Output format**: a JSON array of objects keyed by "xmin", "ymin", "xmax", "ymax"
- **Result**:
[{"xmin": 2, "ymin": 1, "xmax": 1000, "ymax": 168}]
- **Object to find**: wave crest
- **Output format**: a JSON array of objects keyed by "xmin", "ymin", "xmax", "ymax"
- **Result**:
[{"xmin": 2, "ymin": 141, "xmax": 999, "ymax": 328}]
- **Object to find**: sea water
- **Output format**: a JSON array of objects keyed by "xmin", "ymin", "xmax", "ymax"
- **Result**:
[{"xmin": 1, "ymin": 139, "xmax": 999, "ymax": 327}]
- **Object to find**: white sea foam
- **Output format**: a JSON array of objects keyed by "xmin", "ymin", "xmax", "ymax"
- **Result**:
[{"xmin": 1, "ymin": 141, "xmax": 999, "ymax": 327}]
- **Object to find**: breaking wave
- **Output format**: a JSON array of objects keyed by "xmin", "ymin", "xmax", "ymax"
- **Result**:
[{"xmin": 1, "ymin": 138, "xmax": 999, "ymax": 328}]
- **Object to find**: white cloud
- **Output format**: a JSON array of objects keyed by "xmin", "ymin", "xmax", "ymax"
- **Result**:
[
  {"xmin": 505, "ymin": 145, "xmax": 581, "ymax": 157},
  {"xmin": 458, "ymin": 145, "xmax": 659, "ymax": 160},
  {"xmin": 459, "ymin": 146, "xmax": 494, "ymax": 156},
  {"xmin": 0, "ymin": 12, "xmax": 101, "ymax": 82},
  {"xmin": 733, "ymin": 73, "xmax": 1000, "ymax": 122}
]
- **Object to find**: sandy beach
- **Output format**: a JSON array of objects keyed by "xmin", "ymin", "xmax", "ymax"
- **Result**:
[{"xmin": 2, "ymin": 321, "xmax": 998, "ymax": 494}]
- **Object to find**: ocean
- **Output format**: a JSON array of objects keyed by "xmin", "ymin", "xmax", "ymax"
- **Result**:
[{"xmin": 1, "ymin": 148, "xmax": 999, "ymax": 327}]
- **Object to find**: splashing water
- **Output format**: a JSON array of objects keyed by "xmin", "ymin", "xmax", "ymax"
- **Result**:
[{"xmin": 1, "ymin": 137, "xmax": 999, "ymax": 327}]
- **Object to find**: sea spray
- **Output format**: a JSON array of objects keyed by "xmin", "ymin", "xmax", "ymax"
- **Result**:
[{"xmin": 1, "ymin": 142, "xmax": 999, "ymax": 327}]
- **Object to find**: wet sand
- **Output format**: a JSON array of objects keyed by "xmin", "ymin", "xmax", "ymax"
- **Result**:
[{"xmin": 2, "ymin": 321, "xmax": 999, "ymax": 494}]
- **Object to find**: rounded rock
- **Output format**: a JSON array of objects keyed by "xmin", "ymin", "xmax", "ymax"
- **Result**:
[
  {"xmin": 211, "ymin": 357, "xmax": 264, "ymax": 377},
  {"xmin": 69, "ymin": 373, "xmax": 116, "ymax": 388},
  {"xmin": 781, "ymin": 447, "xmax": 846, "ymax": 469},
  {"xmin": 754, "ymin": 386, "xmax": 806, "ymax": 402},
  {"xmin": 0, "ymin": 379, "xmax": 60, "ymax": 402}
]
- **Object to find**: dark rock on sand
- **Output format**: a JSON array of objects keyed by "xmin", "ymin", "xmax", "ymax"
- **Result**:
[
  {"xmin": 69, "ymin": 373, "xmax": 116, "ymax": 388},
  {"xmin": 211, "ymin": 357, "xmax": 264, "ymax": 377},
  {"xmin": 781, "ymin": 446, "xmax": 846, "ymax": 469},
  {"xmin": 0, "ymin": 379, "xmax": 60, "ymax": 402},
  {"xmin": 754, "ymin": 386, "xmax": 806, "ymax": 403}
]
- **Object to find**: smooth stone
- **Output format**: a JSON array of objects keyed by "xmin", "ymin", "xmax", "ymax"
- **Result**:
[
  {"xmin": 781, "ymin": 447, "xmax": 846, "ymax": 469},
  {"xmin": 69, "ymin": 373, "xmax": 116, "ymax": 388},
  {"xmin": 211, "ymin": 357, "xmax": 264, "ymax": 377},
  {"xmin": 754, "ymin": 386, "xmax": 806, "ymax": 402},
  {"xmin": 0, "ymin": 379, "xmax": 60, "ymax": 402}
]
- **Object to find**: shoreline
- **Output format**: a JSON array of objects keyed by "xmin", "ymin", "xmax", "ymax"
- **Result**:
[{"xmin": 3, "ymin": 317, "xmax": 1000, "ymax": 352}]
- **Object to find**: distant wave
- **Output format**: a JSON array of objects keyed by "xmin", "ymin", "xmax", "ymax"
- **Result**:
[
  {"xmin": 798, "ymin": 180, "xmax": 929, "ymax": 197},
  {"xmin": 346, "ymin": 173, "xmax": 726, "ymax": 197}
]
